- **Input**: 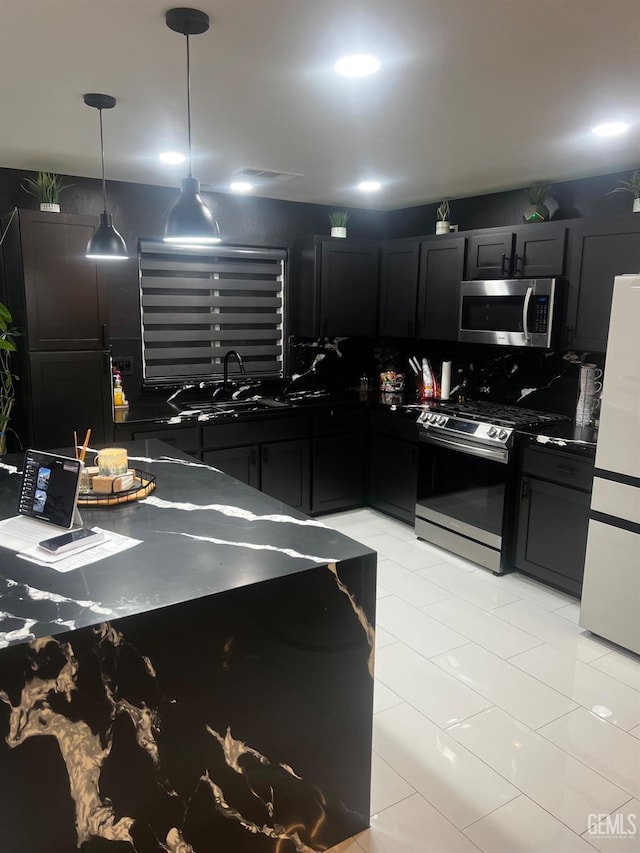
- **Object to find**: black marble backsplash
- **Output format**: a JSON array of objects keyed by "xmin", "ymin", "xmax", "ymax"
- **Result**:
[{"xmin": 288, "ymin": 336, "xmax": 606, "ymax": 418}]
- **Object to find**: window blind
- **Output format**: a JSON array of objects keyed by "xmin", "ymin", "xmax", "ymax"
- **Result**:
[{"xmin": 139, "ymin": 240, "xmax": 285, "ymax": 383}]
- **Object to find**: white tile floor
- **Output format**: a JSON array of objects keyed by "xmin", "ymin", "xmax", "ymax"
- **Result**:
[{"xmin": 321, "ymin": 508, "xmax": 640, "ymax": 853}]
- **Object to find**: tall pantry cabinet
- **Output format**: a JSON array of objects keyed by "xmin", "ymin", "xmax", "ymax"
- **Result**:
[{"xmin": 1, "ymin": 209, "xmax": 114, "ymax": 451}]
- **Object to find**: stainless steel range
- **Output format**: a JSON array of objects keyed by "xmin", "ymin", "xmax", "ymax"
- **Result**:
[{"xmin": 414, "ymin": 400, "xmax": 567, "ymax": 573}]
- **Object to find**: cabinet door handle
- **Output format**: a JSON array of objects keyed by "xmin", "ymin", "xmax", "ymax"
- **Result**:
[
  {"xmin": 250, "ymin": 447, "xmax": 257, "ymax": 467},
  {"xmin": 262, "ymin": 446, "xmax": 268, "ymax": 464},
  {"xmin": 501, "ymin": 254, "xmax": 509, "ymax": 275},
  {"xmin": 521, "ymin": 478, "xmax": 530, "ymax": 500},
  {"xmin": 101, "ymin": 324, "xmax": 109, "ymax": 348},
  {"xmin": 515, "ymin": 254, "xmax": 525, "ymax": 275}
]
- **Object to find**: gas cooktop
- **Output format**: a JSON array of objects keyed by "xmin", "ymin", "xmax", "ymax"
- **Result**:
[
  {"xmin": 415, "ymin": 399, "xmax": 569, "ymax": 452},
  {"xmin": 428, "ymin": 400, "xmax": 568, "ymax": 428}
]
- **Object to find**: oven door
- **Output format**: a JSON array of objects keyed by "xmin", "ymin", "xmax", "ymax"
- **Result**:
[{"xmin": 415, "ymin": 431, "xmax": 508, "ymax": 569}]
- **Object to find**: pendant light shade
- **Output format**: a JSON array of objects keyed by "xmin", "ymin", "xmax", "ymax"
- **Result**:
[
  {"xmin": 84, "ymin": 93, "xmax": 128, "ymax": 261},
  {"xmin": 164, "ymin": 8, "xmax": 221, "ymax": 244}
]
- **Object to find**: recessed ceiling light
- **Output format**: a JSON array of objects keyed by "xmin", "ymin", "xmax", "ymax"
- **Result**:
[
  {"xmin": 159, "ymin": 151, "xmax": 186, "ymax": 164},
  {"xmin": 334, "ymin": 54, "xmax": 380, "ymax": 78},
  {"xmin": 358, "ymin": 180, "xmax": 381, "ymax": 192},
  {"xmin": 230, "ymin": 181, "xmax": 253, "ymax": 193},
  {"xmin": 592, "ymin": 122, "xmax": 629, "ymax": 137}
]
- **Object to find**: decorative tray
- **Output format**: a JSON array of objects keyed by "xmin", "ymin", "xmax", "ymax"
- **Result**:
[{"xmin": 77, "ymin": 469, "xmax": 156, "ymax": 507}]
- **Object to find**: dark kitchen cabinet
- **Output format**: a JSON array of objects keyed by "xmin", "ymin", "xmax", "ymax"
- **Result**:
[
  {"xmin": 566, "ymin": 217, "xmax": 640, "ymax": 351},
  {"xmin": 291, "ymin": 236, "xmax": 379, "ymax": 337},
  {"xmin": 312, "ymin": 409, "xmax": 365, "ymax": 513},
  {"xmin": 204, "ymin": 446, "xmax": 259, "ymax": 487},
  {"xmin": 202, "ymin": 416, "xmax": 312, "ymax": 512},
  {"xmin": 261, "ymin": 438, "xmax": 311, "ymax": 513},
  {"xmin": 416, "ymin": 236, "xmax": 466, "ymax": 341},
  {"xmin": 466, "ymin": 224, "xmax": 566, "ymax": 280},
  {"xmin": 368, "ymin": 411, "xmax": 419, "ymax": 524},
  {"xmin": 378, "ymin": 241, "xmax": 420, "ymax": 337},
  {"xmin": 2, "ymin": 209, "xmax": 109, "ymax": 351},
  {"xmin": 1, "ymin": 209, "xmax": 111, "ymax": 451},
  {"xmin": 29, "ymin": 351, "xmax": 114, "ymax": 449},
  {"xmin": 514, "ymin": 443, "xmax": 594, "ymax": 596}
]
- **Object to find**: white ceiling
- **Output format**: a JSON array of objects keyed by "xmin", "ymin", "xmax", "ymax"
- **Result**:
[{"xmin": 1, "ymin": 0, "xmax": 639, "ymax": 210}]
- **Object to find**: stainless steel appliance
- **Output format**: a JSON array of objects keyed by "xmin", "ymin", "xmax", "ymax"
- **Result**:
[
  {"xmin": 459, "ymin": 278, "xmax": 562, "ymax": 348},
  {"xmin": 414, "ymin": 401, "xmax": 567, "ymax": 572},
  {"xmin": 580, "ymin": 274, "xmax": 640, "ymax": 654}
]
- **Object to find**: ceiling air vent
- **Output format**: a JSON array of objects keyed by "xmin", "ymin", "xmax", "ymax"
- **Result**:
[{"xmin": 235, "ymin": 167, "xmax": 302, "ymax": 183}]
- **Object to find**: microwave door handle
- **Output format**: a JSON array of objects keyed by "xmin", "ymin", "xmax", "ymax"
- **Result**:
[{"xmin": 522, "ymin": 285, "xmax": 533, "ymax": 341}]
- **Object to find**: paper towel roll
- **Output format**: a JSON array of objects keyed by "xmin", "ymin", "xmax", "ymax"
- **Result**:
[{"xmin": 440, "ymin": 361, "xmax": 451, "ymax": 400}]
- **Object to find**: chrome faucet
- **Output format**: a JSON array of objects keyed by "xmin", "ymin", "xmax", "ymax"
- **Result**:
[{"xmin": 223, "ymin": 350, "xmax": 245, "ymax": 388}]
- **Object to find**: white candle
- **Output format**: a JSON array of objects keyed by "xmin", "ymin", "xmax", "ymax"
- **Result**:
[{"xmin": 440, "ymin": 361, "xmax": 452, "ymax": 400}]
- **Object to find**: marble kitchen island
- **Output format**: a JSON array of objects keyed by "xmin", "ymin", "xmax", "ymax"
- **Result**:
[{"xmin": 0, "ymin": 440, "xmax": 376, "ymax": 852}]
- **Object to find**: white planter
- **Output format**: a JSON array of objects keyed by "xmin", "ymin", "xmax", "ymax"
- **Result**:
[
  {"xmin": 40, "ymin": 203, "xmax": 60, "ymax": 213},
  {"xmin": 435, "ymin": 220, "xmax": 450, "ymax": 235},
  {"xmin": 331, "ymin": 226, "xmax": 347, "ymax": 238},
  {"xmin": 633, "ymin": 198, "xmax": 640, "ymax": 214}
]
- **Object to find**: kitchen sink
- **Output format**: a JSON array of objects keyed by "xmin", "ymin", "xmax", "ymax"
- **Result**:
[{"xmin": 178, "ymin": 398, "xmax": 291, "ymax": 416}]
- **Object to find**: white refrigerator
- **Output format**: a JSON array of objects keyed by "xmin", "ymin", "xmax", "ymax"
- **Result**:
[{"xmin": 580, "ymin": 274, "xmax": 640, "ymax": 654}]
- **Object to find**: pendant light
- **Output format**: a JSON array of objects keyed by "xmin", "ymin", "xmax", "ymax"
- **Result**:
[
  {"xmin": 84, "ymin": 93, "xmax": 128, "ymax": 260},
  {"xmin": 164, "ymin": 7, "xmax": 221, "ymax": 244}
]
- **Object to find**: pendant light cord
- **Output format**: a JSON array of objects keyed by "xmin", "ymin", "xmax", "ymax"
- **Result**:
[
  {"xmin": 186, "ymin": 33, "xmax": 193, "ymax": 179},
  {"xmin": 98, "ymin": 108, "xmax": 108, "ymax": 213}
]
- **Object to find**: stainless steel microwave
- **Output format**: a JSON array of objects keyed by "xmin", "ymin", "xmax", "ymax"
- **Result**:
[{"xmin": 458, "ymin": 278, "xmax": 562, "ymax": 348}]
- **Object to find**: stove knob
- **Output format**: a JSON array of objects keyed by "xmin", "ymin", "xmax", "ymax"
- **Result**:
[
  {"xmin": 487, "ymin": 426, "xmax": 497, "ymax": 437},
  {"xmin": 498, "ymin": 429, "xmax": 508, "ymax": 440},
  {"xmin": 438, "ymin": 415, "xmax": 448, "ymax": 425},
  {"xmin": 427, "ymin": 413, "xmax": 437, "ymax": 424}
]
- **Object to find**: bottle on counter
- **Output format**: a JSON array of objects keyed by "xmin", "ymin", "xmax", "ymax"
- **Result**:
[
  {"xmin": 359, "ymin": 373, "xmax": 368, "ymax": 392},
  {"xmin": 113, "ymin": 371, "xmax": 124, "ymax": 407}
]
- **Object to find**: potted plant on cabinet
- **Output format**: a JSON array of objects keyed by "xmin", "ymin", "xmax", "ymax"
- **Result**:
[
  {"xmin": 608, "ymin": 169, "xmax": 640, "ymax": 213},
  {"xmin": 0, "ymin": 302, "xmax": 19, "ymax": 456},
  {"xmin": 21, "ymin": 171, "xmax": 72, "ymax": 213},
  {"xmin": 329, "ymin": 210, "xmax": 349, "ymax": 238},
  {"xmin": 523, "ymin": 182, "xmax": 553, "ymax": 222},
  {"xmin": 435, "ymin": 199, "xmax": 451, "ymax": 234}
]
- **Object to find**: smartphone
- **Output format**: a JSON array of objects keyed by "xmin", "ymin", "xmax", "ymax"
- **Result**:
[{"xmin": 38, "ymin": 527, "xmax": 104, "ymax": 555}]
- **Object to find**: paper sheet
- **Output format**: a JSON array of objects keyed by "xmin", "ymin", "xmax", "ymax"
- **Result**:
[{"xmin": 18, "ymin": 528, "xmax": 142, "ymax": 572}]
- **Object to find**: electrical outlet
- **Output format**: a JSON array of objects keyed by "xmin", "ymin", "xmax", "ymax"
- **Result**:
[{"xmin": 112, "ymin": 356, "xmax": 134, "ymax": 376}]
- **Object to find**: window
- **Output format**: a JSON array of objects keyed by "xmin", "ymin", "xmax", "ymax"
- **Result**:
[{"xmin": 139, "ymin": 240, "xmax": 285, "ymax": 384}]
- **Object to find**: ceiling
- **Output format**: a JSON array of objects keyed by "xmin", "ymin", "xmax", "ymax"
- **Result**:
[{"xmin": 1, "ymin": 0, "xmax": 639, "ymax": 210}]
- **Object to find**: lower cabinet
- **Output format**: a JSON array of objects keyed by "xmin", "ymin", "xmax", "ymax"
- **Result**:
[
  {"xmin": 368, "ymin": 412, "xmax": 419, "ymax": 525},
  {"xmin": 513, "ymin": 444, "xmax": 594, "ymax": 596},
  {"xmin": 311, "ymin": 409, "xmax": 365, "ymax": 514},
  {"xmin": 203, "ymin": 446, "xmax": 259, "ymax": 487},
  {"xmin": 261, "ymin": 439, "xmax": 311, "ymax": 512}
]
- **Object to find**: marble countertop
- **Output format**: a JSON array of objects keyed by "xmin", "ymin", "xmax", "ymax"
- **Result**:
[{"xmin": 0, "ymin": 440, "xmax": 373, "ymax": 650}]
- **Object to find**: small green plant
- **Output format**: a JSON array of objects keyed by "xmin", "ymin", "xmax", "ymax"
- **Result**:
[
  {"xmin": 608, "ymin": 169, "xmax": 640, "ymax": 199},
  {"xmin": 0, "ymin": 301, "xmax": 20, "ymax": 456},
  {"xmin": 328, "ymin": 210, "xmax": 350, "ymax": 227},
  {"xmin": 527, "ymin": 182, "xmax": 553, "ymax": 205},
  {"xmin": 436, "ymin": 199, "xmax": 450, "ymax": 221},
  {"xmin": 21, "ymin": 171, "xmax": 72, "ymax": 205}
]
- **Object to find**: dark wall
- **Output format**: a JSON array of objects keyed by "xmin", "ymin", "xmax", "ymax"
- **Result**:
[{"xmin": 385, "ymin": 168, "xmax": 638, "ymax": 237}]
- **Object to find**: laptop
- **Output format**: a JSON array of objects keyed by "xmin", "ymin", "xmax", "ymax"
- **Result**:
[{"xmin": 0, "ymin": 449, "xmax": 83, "ymax": 553}]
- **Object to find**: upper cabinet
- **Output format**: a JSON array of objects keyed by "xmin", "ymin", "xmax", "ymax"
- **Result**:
[
  {"xmin": 566, "ymin": 217, "xmax": 640, "ymax": 352},
  {"xmin": 291, "ymin": 236, "xmax": 379, "ymax": 337},
  {"xmin": 417, "ymin": 236, "xmax": 466, "ymax": 341},
  {"xmin": 466, "ymin": 222, "xmax": 567, "ymax": 280},
  {"xmin": 378, "ymin": 240, "xmax": 420, "ymax": 337},
  {"xmin": 2, "ymin": 209, "xmax": 109, "ymax": 350}
]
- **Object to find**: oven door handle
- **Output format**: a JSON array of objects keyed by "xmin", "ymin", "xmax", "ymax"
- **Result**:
[
  {"xmin": 419, "ymin": 430, "xmax": 508, "ymax": 464},
  {"xmin": 522, "ymin": 285, "xmax": 533, "ymax": 342}
]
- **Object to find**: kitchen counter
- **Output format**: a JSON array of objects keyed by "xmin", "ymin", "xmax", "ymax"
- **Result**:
[
  {"xmin": 0, "ymin": 440, "xmax": 375, "ymax": 851},
  {"xmin": 517, "ymin": 421, "xmax": 598, "ymax": 451}
]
